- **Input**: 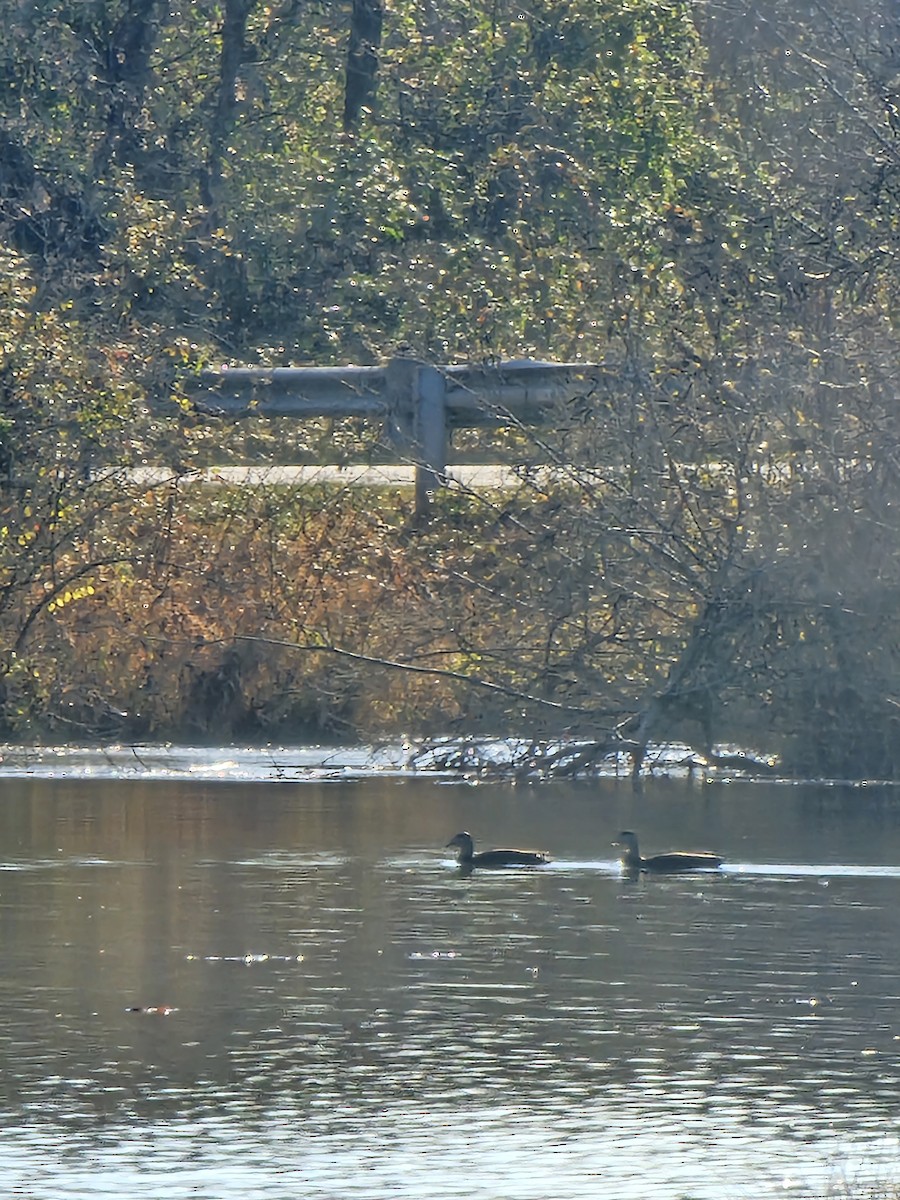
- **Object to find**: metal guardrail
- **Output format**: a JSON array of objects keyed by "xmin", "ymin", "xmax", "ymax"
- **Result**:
[{"xmin": 189, "ymin": 357, "xmax": 606, "ymax": 509}]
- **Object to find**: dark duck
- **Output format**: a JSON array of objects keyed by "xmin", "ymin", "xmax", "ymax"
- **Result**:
[
  {"xmin": 615, "ymin": 830, "xmax": 722, "ymax": 874},
  {"xmin": 446, "ymin": 831, "xmax": 551, "ymax": 869}
]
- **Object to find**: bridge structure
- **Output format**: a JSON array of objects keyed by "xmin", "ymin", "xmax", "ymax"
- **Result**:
[{"xmin": 189, "ymin": 357, "xmax": 607, "ymax": 512}]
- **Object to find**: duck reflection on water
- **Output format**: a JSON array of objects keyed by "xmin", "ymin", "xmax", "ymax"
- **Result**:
[
  {"xmin": 446, "ymin": 831, "xmax": 551, "ymax": 870},
  {"xmin": 615, "ymin": 829, "xmax": 723, "ymax": 875}
]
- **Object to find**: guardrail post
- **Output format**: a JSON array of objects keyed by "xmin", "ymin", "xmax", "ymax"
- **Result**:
[
  {"xmin": 385, "ymin": 357, "xmax": 447, "ymax": 516},
  {"xmin": 414, "ymin": 364, "xmax": 447, "ymax": 511},
  {"xmin": 384, "ymin": 356, "xmax": 417, "ymax": 459}
]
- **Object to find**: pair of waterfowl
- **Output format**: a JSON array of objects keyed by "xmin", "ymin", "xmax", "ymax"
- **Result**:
[{"xmin": 445, "ymin": 829, "xmax": 723, "ymax": 874}]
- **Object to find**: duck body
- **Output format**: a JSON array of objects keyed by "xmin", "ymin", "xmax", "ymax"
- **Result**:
[
  {"xmin": 446, "ymin": 831, "xmax": 550, "ymax": 869},
  {"xmin": 616, "ymin": 830, "xmax": 722, "ymax": 874}
]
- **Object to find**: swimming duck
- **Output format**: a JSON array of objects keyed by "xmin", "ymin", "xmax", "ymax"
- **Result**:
[
  {"xmin": 615, "ymin": 830, "xmax": 722, "ymax": 874},
  {"xmin": 446, "ymin": 831, "xmax": 551, "ymax": 869}
]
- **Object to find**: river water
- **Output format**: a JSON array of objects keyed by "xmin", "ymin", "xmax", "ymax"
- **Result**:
[{"xmin": 2, "ymin": 746, "xmax": 900, "ymax": 1199}]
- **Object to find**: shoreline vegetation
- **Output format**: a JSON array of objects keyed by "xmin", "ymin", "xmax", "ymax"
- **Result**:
[
  {"xmin": 2, "ymin": 2, "xmax": 900, "ymax": 780},
  {"xmin": 0, "ymin": 475, "xmax": 890, "ymax": 784}
]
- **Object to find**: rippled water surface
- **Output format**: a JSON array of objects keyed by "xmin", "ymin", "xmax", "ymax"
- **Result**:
[{"xmin": 3, "ymin": 754, "xmax": 900, "ymax": 1199}]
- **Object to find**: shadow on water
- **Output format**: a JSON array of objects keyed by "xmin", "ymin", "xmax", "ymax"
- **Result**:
[{"xmin": 2, "ymin": 759, "xmax": 900, "ymax": 1198}]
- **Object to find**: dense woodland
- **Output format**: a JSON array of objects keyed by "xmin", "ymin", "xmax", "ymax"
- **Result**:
[{"xmin": 1, "ymin": 0, "xmax": 899, "ymax": 778}]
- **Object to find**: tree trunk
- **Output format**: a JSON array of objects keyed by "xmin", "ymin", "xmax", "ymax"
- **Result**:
[
  {"xmin": 201, "ymin": 0, "xmax": 256, "ymax": 215},
  {"xmin": 93, "ymin": 0, "xmax": 165, "ymax": 179},
  {"xmin": 343, "ymin": 0, "xmax": 383, "ymax": 133}
]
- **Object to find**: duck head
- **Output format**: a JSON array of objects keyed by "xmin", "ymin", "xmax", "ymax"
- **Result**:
[
  {"xmin": 614, "ymin": 830, "xmax": 642, "ymax": 869},
  {"xmin": 446, "ymin": 831, "xmax": 475, "ymax": 860}
]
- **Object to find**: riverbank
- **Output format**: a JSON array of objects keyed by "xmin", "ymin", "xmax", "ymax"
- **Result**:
[{"xmin": 1, "ymin": 475, "xmax": 896, "ymax": 782}]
